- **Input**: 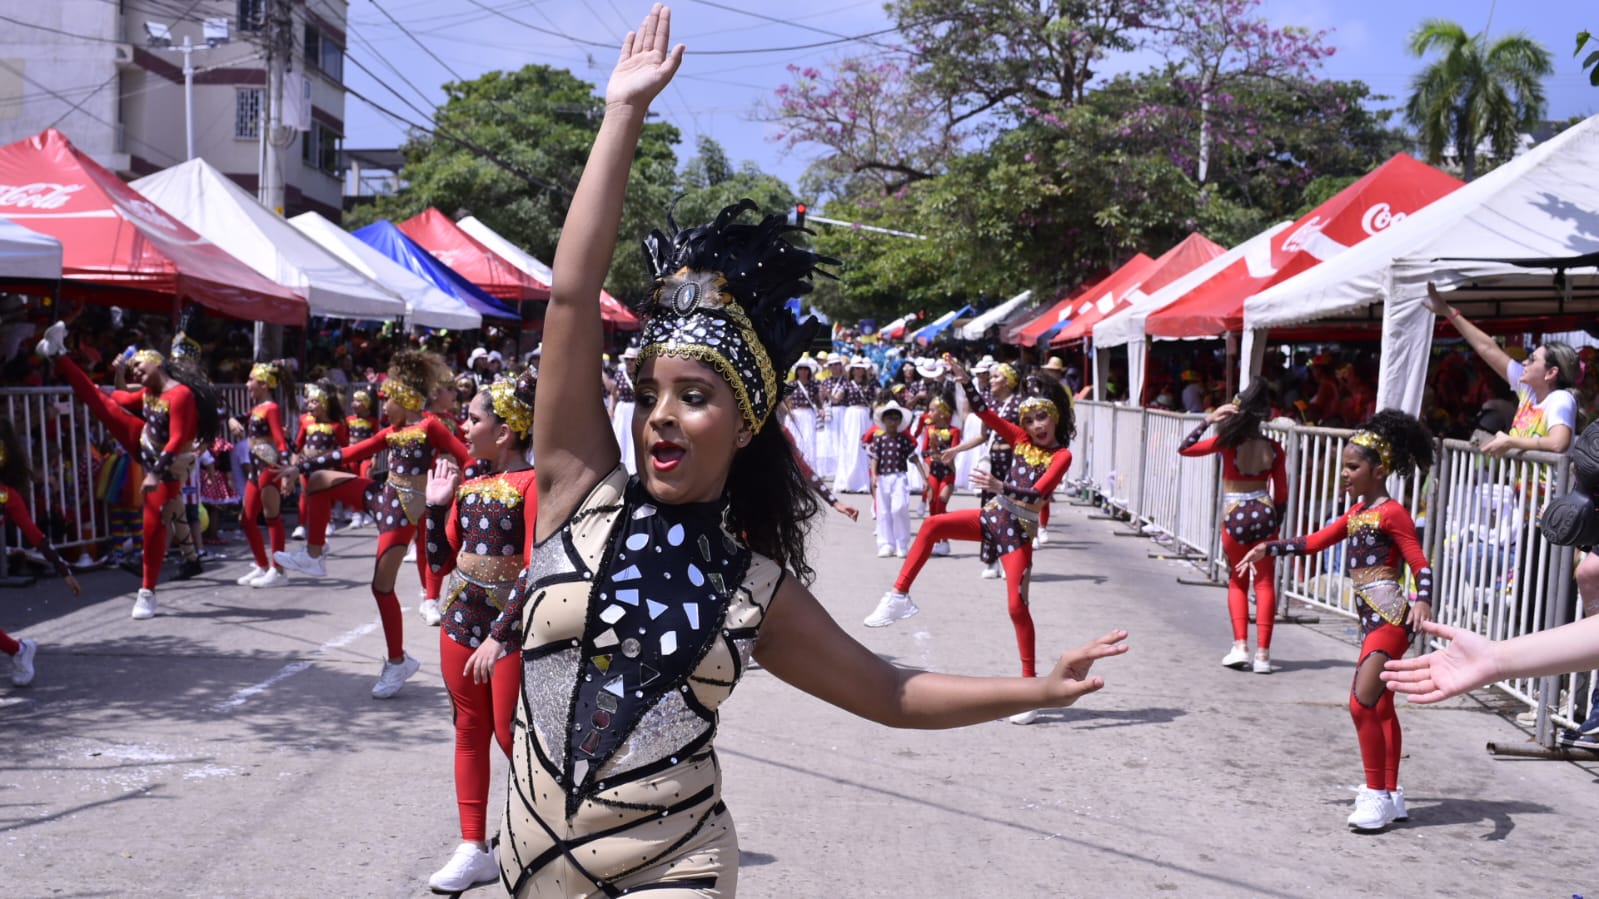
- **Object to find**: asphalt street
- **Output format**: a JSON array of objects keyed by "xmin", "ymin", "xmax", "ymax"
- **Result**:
[{"xmin": 3, "ymin": 494, "xmax": 1597, "ymax": 898}]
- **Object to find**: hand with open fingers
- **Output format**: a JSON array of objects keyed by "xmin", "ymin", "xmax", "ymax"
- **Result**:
[
  {"xmin": 1480, "ymin": 431, "xmax": 1515, "ymax": 457},
  {"xmin": 1235, "ymin": 544, "xmax": 1266, "ymax": 574},
  {"xmin": 942, "ymin": 355, "xmax": 970, "ymax": 384},
  {"xmin": 938, "ymin": 448, "xmax": 958, "ymax": 466},
  {"xmin": 1406, "ymin": 600, "xmax": 1432, "ymax": 630},
  {"xmin": 1423, "ymin": 281, "xmax": 1450, "ymax": 317},
  {"xmin": 1042, "ymin": 629, "xmax": 1129, "ymax": 708},
  {"xmin": 1207, "ymin": 403, "xmax": 1237, "ymax": 424},
  {"xmin": 1381, "ymin": 620, "xmax": 1494, "ymax": 704},
  {"xmin": 426, "ymin": 456, "xmax": 462, "ymax": 506},
  {"xmin": 605, "ymin": 4, "xmax": 685, "ymax": 111},
  {"xmin": 465, "ymin": 637, "xmax": 505, "ymax": 685}
]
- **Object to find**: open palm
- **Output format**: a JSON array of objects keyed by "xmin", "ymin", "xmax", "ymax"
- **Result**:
[
  {"xmin": 1381, "ymin": 620, "xmax": 1495, "ymax": 704},
  {"xmin": 606, "ymin": 4, "xmax": 685, "ymax": 110}
]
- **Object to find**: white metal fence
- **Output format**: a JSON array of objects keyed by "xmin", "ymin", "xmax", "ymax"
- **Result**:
[{"xmin": 1073, "ymin": 400, "xmax": 1585, "ymax": 747}]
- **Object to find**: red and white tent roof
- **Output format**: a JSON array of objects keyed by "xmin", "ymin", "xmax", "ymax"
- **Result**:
[{"xmin": 399, "ymin": 208, "xmax": 551, "ymax": 304}]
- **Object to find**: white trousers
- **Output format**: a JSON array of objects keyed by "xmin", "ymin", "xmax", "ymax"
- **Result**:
[
  {"xmin": 875, "ymin": 472, "xmax": 912, "ymax": 553},
  {"xmin": 833, "ymin": 406, "xmax": 873, "ymax": 493},
  {"xmin": 786, "ymin": 407, "xmax": 818, "ymax": 469},
  {"xmin": 611, "ymin": 401, "xmax": 637, "ymax": 474}
]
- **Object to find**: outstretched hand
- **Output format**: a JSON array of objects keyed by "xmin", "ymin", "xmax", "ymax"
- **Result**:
[
  {"xmin": 605, "ymin": 4, "xmax": 685, "ymax": 111},
  {"xmin": 426, "ymin": 457, "xmax": 462, "ymax": 506},
  {"xmin": 1380, "ymin": 620, "xmax": 1495, "ymax": 704},
  {"xmin": 1423, "ymin": 281, "xmax": 1451, "ymax": 317},
  {"xmin": 1040, "ymin": 629, "xmax": 1129, "ymax": 708}
]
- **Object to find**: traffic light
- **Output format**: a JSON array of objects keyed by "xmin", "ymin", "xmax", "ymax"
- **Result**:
[{"xmin": 795, "ymin": 202, "xmax": 807, "ymax": 229}]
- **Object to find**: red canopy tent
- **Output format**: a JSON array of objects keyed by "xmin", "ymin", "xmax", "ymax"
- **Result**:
[
  {"xmin": 1045, "ymin": 232, "xmax": 1227, "ymax": 348},
  {"xmin": 1021, "ymin": 254, "xmax": 1155, "ymax": 347},
  {"xmin": 1144, "ymin": 154, "xmax": 1464, "ymax": 338},
  {"xmin": 0, "ymin": 129, "xmax": 306, "ymax": 324},
  {"xmin": 399, "ymin": 208, "xmax": 551, "ymax": 305}
]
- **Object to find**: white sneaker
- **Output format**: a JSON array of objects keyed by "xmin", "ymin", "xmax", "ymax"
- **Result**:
[
  {"xmin": 1221, "ymin": 644, "xmax": 1251, "ymax": 670},
  {"xmin": 1252, "ymin": 651, "xmax": 1273, "ymax": 675},
  {"xmin": 35, "ymin": 320, "xmax": 66, "ymax": 358},
  {"xmin": 876, "ymin": 546, "xmax": 893, "ymax": 558},
  {"xmin": 372, "ymin": 653, "xmax": 421, "ymax": 699},
  {"xmin": 131, "ymin": 588, "xmax": 157, "ymax": 620},
  {"xmin": 894, "ymin": 548, "xmax": 907, "ymax": 558},
  {"xmin": 1389, "ymin": 786, "xmax": 1408, "ymax": 821},
  {"xmin": 235, "ymin": 564, "xmax": 268, "ymax": 586},
  {"xmin": 864, "ymin": 590, "xmax": 919, "ymax": 627},
  {"xmin": 403, "ymin": 545, "xmax": 417, "ymax": 563},
  {"xmin": 290, "ymin": 525, "xmax": 307, "ymax": 540},
  {"xmin": 1347, "ymin": 787, "xmax": 1396, "ymax": 831},
  {"xmin": 980, "ymin": 562, "xmax": 1001, "ymax": 579},
  {"xmin": 931, "ymin": 541, "xmax": 951, "ymax": 557},
  {"xmin": 274, "ymin": 547, "xmax": 326, "ymax": 578},
  {"xmin": 428, "ymin": 841, "xmax": 499, "ymax": 892},
  {"xmin": 1007, "ymin": 708, "xmax": 1040, "ymax": 725},
  {"xmin": 419, "ymin": 598, "xmax": 442, "ymax": 626},
  {"xmin": 11, "ymin": 638, "xmax": 37, "ymax": 686},
  {"xmin": 1035, "ymin": 528, "xmax": 1050, "ymax": 545},
  {"xmin": 251, "ymin": 567, "xmax": 288, "ymax": 588}
]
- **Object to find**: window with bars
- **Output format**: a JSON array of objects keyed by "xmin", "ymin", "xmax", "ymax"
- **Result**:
[
  {"xmin": 301, "ymin": 121, "xmax": 340, "ymax": 175},
  {"xmin": 235, "ymin": 88, "xmax": 262, "ymax": 139},
  {"xmin": 304, "ymin": 24, "xmax": 343, "ymax": 83},
  {"xmin": 237, "ymin": 0, "xmax": 264, "ymax": 32}
]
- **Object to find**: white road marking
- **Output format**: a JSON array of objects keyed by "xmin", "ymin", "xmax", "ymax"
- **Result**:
[{"xmin": 208, "ymin": 620, "xmax": 380, "ymax": 712}]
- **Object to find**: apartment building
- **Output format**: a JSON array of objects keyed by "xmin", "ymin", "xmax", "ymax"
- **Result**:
[{"xmin": 0, "ymin": 0, "xmax": 348, "ymax": 219}]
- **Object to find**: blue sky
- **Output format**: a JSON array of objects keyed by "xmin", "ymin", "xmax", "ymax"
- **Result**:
[{"xmin": 344, "ymin": 0, "xmax": 1598, "ymax": 189}]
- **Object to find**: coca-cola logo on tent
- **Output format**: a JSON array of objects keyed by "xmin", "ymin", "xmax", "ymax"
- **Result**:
[
  {"xmin": 117, "ymin": 195, "xmax": 183, "ymax": 234},
  {"xmin": 0, "ymin": 182, "xmax": 83, "ymax": 210},
  {"xmin": 1361, "ymin": 202, "xmax": 1407, "ymax": 236},
  {"xmin": 1281, "ymin": 215, "xmax": 1327, "ymax": 255}
]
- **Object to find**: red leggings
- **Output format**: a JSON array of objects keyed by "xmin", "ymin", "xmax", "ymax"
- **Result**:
[
  {"xmin": 926, "ymin": 474, "xmax": 953, "ymax": 517},
  {"xmin": 894, "ymin": 509, "xmax": 1037, "ymax": 677},
  {"xmin": 439, "ymin": 632, "xmax": 520, "ymax": 842},
  {"xmin": 0, "ymin": 629, "xmax": 18, "ymax": 655},
  {"xmin": 1220, "ymin": 532, "xmax": 1277, "ymax": 649},
  {"xmin": 305, "ymin": 477, "xmax": 411, "ymax": 660},
  {"xmin": 242, "ymin": 471, "xmax": 285, "ymax": 569},
  {"xmin": 1350, "ymin": 622, "xmax": 1410, "ymax": 790}
]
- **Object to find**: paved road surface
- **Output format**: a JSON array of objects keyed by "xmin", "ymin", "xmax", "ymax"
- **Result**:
[{"xmin": 3, "ymin": 495, "xmax": 1596, "ymax": 897}]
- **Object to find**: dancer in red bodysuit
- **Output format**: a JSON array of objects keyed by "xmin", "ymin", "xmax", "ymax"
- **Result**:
[
  {"xmin": 37, "ymin": 319, "xmax": 217, "ymax": 619},
  {"xmin": 418, "ymin": 377, "xmax": 466, "ymax": 627},
  {"xmin": 291, "ymin": 379, "xmax": 347, "ymax": 542},
  {"xmin": 1240, "ymin": 410, "xmax": 1434, "ymax": 832},
  {"xmin": 919, "ymin": 391, "xmax": 961, "ymax": 555},
  {"xmin": 0, "ymin": 417, "xmax": 81, "ymax": 686},
  {"xmin": 1177, "ymin": 382, "xmax": 1287, "ymax": 673},
  {"xmin": 234, "ymin": 361, "xmax": 295, "ymax": 589},
  {"xmin": 420, "ymin": 371, "xmax": 538, "ymax": 893},
  {"xmin": 868, "ymin": 359, "xmax": 1075, "ymax": 723},
  {"xmin": 274, "ymin": 351, "xmax": 469, "ymax": 698},
  {"xmin": 343, "ymin": 384, "xmax": 379, "ymax": 527}
]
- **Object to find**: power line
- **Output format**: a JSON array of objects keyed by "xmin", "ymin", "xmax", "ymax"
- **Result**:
[
  {"xmin": 682, "ymin": 0, "xmax": 902, "ymax": 54},
  {"xmin": 368, "ymin": 0, "xmax": 467, "ymax": 82}
]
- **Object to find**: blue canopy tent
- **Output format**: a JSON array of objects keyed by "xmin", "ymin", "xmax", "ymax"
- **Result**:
[
  {"xmin": 908, "ymin": 304, "xmax": 974, "ymax": 344},
  {"xmin": 352, "ymin": 221, "xmax": 519, "ymax": 321}
]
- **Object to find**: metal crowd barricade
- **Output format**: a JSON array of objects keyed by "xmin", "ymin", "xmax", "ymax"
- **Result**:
[
  {"xmin": 0, "ymin": 386, "xmax": 110, "ymax": 558},
  {"xmin": 1083, "ymin": 401, "xmax": 1117, "ymax": 500},
  {"xmin": 1108, "ymin": 405, "xmax": 1145, "ymax": 517}
]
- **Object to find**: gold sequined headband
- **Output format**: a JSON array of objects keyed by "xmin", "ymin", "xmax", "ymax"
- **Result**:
[
  {"xmin": 929, "ymin": 396, "xmax": 953, "ymax": 416},
  {"xmin": 1019, "ymin": 396, "xmax": 1060, "ymax": 422},
  {"xmin": 250, "ymin": 363, "xmax": 278, "ymax": 388},
  {"xmin": 380, "ymin": 379, "xmax": 424, "ymax": 412},
  {"xmin": 487, "ymin": 378, "xmax": 534, "ymax": 437},
  {"xmin": 994, "ymin": 363, "xmax": 1020, "ymax": 389},
  {"xmin": 132, "ymin": 349, "xmax": 164, "ymax": 368},
  {"xmin": 639, "ymin": 267, "xmax": 779, "ymax": 434},
  {"xmin": 303, "ymin": 383, "xmax": 327, "ymax": 403},
  {"xmin": 1349, "ymin": 430, "xmax": 1393, "ymax": 470}
]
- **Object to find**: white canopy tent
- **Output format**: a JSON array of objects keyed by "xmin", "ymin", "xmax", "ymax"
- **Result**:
[
  {"xmin": 0, "ymin": 215, "xmax": 62, "ymax": 281},
  {"xmin": 1093, "ymin": 222, "xmax": 1291, "ymax": 404},
  {"xmin": 289, "ymin": 212, "xmax": 483, "ymax": 330},
  {"xmin": 956, "ymin": 290, "xmax": 1032, "ymax": 340},
  {"xmin": 458, "ymin": 216, "xmax": 553, "ymax": 284},
  {"xmin": 1242, "ymin": 114, "xmax": 1599, "ymax": 414},
  {"xmin": 132, "ymin": 159, "xmax": 407, "ymax": 321}
]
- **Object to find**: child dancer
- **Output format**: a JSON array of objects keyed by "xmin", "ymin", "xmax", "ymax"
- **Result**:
[
  {"xmin": 235, "ymin": 361, "xmax": 295, "ymax": 588},
  {"xmin": 0, "ymin": 418, "xmax": 81, "ymax": 686},
  {"xmin": 289, "ymin": 379, "xmax": 346, "ymax": 540},
  {"xmin": 920, "ymin": 390, "xmax": 961, "ymax": 555},
  {"xmin": 944, "ymin": 360, "xmax": 1022, "ymax": 578},
  {"xmin": 1239, "ymin": 410, "xmax": 1434, "ymax": 832},
  {"xmin": 37, "ymin": 320, "xmax": 217, "ymax": 619},
  {"xmin": 418, "ymin": 374, "xmax": 467, "ymax": 625},
  {"xmin": 274, "ymin": 351, "xmax": 469, "ymax": 698},
  {"xmin": 868, "ymin": 397, "xmax": 928, "ymax": 558},
  {"xmin": 1177, "ymin": 382, "xmax": 1287, "ymax": 673},
  {"xmin": 869, "ymin": 360, "xmax": 1075, "ymax": 724},
  {"xmin": 344, "ymin": 384, "xmax": 379, "ymax": 527},
  {"xmin": 421, "ymin": 372, "xmax": 538, "ymax": 892}
]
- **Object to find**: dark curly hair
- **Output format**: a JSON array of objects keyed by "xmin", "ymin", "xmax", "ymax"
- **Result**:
[
  {"xmin": 637, "ymin": 199, "xmax": 838, "ymax": 583},
  {"xmin": 1022, "ymin": 374, "xmax": 1076, "ymax": 448},
  {"xmin": 1351, "ymin": 409, "xmax": 1434, "ymax": 478},
  {"xmin": 1216, "ymin": 380, "xmax": 1271, "ymax": 449},
  {"xmin": 163, "ymin": 359, "xmax": 221, "ymax": 444},
  {"xmin": 308, "ymin": 377, "xmax": 342, "ymax": 422},
  {"xmin": 388, "ymin": 349, "xmax": 443, "ymax": 398}
]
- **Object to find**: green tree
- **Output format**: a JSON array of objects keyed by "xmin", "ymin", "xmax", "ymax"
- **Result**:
[
  {"xmin": 671, "ymin": 136, "xmax": 796, "ymax": 233},
  {"xmin": 347, "ymin": 65, "xmax": 680, "ymax": 299},
  {"xmin": 1579, "ymin": 30, "xmax": 1599, "ymax": 86},
  {"xmin": 1404, "ymin": 19, "xmax": 1552, "ymax": 180}
]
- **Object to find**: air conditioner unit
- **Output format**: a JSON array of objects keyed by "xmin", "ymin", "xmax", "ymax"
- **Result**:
[{"xmin": 114, "ymin": 43, "xmax": 134, "ymax": 66}]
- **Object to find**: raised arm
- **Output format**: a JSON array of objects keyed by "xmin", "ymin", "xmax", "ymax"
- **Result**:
[
  {"xmin": 535, "ymin": 4, "xmax": 684, "ymax": 538},
  {"xmin": 1425, "ymin": 282, "xmax": 1512, "ymax": 385}
]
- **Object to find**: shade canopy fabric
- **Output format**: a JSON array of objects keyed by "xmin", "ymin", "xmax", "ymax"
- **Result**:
[
  {"xmin": 289, "ymin": 212, "xmax": 482, "ymax": 330},
  {"xmin": 398, "ymin": 208, "xmax": 550, "ymax": 304},
  {"xmin": 909, "ymin": 304, "xmax": 973, "ymax": 343},
  {"xmin": 1093, "ymin": 223, "xmax": 1293, "ymax": 405},
  {"xmin": 956, "ymin": 290, "xmax": 1033, "ymax": 340},
  {"xmin": 1243, "ymin": 114, "xmax": 1599, "ymax": 414},
  {"xmin": 0, "ymin": 128, "xmax": 305, "ymax": 323},
  {"xmin": 351, "ymin": 221, "xmax": 519, "ymax": 321},
  {"xmin": 1146, "ymin": 154, "xmax": 1462, "ymax": 339},
  {"xmin": 1039, "ymin": 255, "xmax": 1157, "ymax": 347},
  {"xmin": 1041, "ymin": 234, "xmax": 1225, "ymax": 348},
  {"xmin": 132, "ymin": 159, "xmax": 407, "ymax": 322},
  {"xmin": 457, "ymin": 215, "xmax": 638, "ymax": 328},
  {"xmin": 0, "ymin": 215, "xmax": 62, "ymax": 281}
]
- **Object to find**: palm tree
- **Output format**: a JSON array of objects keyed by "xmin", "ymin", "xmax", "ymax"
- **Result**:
[{"xmin": 1405, "ymin": 19, "xmax": 1552, "ymax": 180}]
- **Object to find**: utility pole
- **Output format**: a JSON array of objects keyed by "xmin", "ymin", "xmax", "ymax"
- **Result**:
[{"xmin": 255, "ymin": 0, "xmax": 294, "ymax": 359}]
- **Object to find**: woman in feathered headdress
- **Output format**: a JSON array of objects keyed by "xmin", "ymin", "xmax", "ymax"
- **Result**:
[{"xmin": 491, "ymin": 7, "xmax": 1127, "ymax": 897}]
